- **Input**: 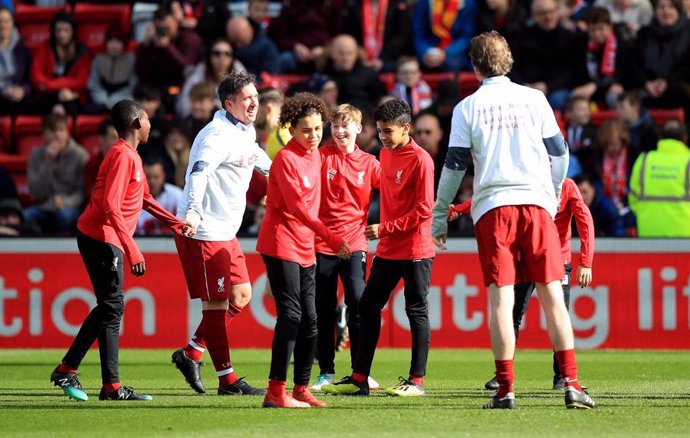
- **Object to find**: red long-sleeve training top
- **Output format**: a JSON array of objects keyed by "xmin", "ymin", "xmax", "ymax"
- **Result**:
[
  {"xmin": 315, "ymin": 144, "xmax": 380, "ymax": 255},
  {"xmin": 78, "ymin": 139, "xmax": 183, "ymax": 265}
]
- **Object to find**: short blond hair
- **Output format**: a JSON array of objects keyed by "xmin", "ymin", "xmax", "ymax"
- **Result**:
[
  {"xmin": 469, "ymin": 31, "xmax": 514, "ymax": 78},
  {"xmin": 331, "ymin": 104, "xmax": 362, "ymax": 125}
]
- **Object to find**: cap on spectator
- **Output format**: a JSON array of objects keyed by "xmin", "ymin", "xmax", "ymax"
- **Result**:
[
  {"xmin": 435, "ymin": 80, "xmax": 461, "ymax": 106},
  {"xmin": 0, "ymin": 198, "xmax": 23, "ymax": 220},
  {"xmin": 305, "ymin": 74, "xmax": 334, "ymax": 94}
]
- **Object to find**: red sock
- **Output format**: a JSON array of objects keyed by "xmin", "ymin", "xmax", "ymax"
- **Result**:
[
  {"xmin": 103, "ymin": 382, "xmax": 121, "ymax": 392},
  {"xmin": 218, "ymin": 370, "xmax": 238, "ymax": 387},
  {"xmin": 352, "ymin": 372, "xmax": 367, "ymax": 384},
  {"xmin": 495, "ymin": 359, "xmax": 514, "ymax": 398},
  {"xmin": 183, "ymin": 323, "xmax": 206, "ymax": 362},
  {"xmin": 409, "ymin": 375, "xmax": 424, "ymax": 387},
  {"xmin": 202, "ymin": 309, "xmax": 234, "ymax": 385},
  {"xmin": 57, "ymin": 363, "xmax": 77, "ymax": 374},
  {"xmin": 555, "ymin": 349, "xmax": 583, "ymax": 391},
  {"xmin": 268, "ymin": 379, "xmax": 286, "ymax": 397}
]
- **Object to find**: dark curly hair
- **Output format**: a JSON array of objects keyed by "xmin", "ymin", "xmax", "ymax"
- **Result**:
[
  {"xmin": 279, "ymin": 92, "xmax": 330, "ymax": 128},
  {"xmin": 374, "ymin": 98, "xmax": 412, "ymax": 126},
  {"xmin": 218, "ymin": 71, "xmax": 256, "ymax": 103}
]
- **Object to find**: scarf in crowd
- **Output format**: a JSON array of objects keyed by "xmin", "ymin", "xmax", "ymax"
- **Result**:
[
  {"xmin": 391, "ymin": 80, "xmax": 432, "ymax": 115},
  {"xmin": 431, "ymin": 0, "xmax": 460, "ymax": 49},
  {"xmin": 588, "ymin": 31, "xmax": 617, "ymax": 77},
  {"xmin": 602, "ymin": 147, "xmax": 628, "ymax": 207},
  {"xmin": 362, "ymin": 0, "xmax": 389, "ymax": 60}
]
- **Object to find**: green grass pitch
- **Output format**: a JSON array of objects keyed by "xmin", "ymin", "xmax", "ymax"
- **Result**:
[{"xmin": 1, "ymin": 349, "xmax": 689, "ymax": 437}]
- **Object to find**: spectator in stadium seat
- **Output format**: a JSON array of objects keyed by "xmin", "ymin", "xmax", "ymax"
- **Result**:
[
  {"xmin": 180, "ymin": 81, "xmax": 217, "ymax": 141},
  {"xmin": 0, "ymin": 6, "xmax": 31, "ymax": 115},
  {"xmin": 256, "ymin": 87, "xmax": 290, "ymax": 159},
  {"xmin": 25, "ymin": 113, "xmax": 89, "ymax": 234},
  {"xmin": 572, "ymin": 7, "xmax": 635, "ymax": 108},
  {"xmin": 413, "ymin": 0, "xmax": 478, "ymax": 72},
  {"xmin": 31, "ymin": 11, "xmax": 91, "ymax": 116},
  {"xmin": 575, "ymin": 173, "xmax": 626, "ymax": 236},
  {"xmin": 134, "ymin": 85, "xmax": 166, "ymax": 157},
  {"xmin": 322, "ymin": 34, "xmax": 386, "ymax": 113},
  {"xmin": 0, "ymin": 164, "xmax": 17, "ymax": 200},
  {"xmin": 429, "ymin": 79, "xmax": 462, "ymax": 163},
  {"xmin": 136, "ymin": 157, "xmax": 183, "ymax": 236},
  {"xmin": 413, "ymin": 111, "xmax": 444, "ymax": 190},
  {"xmin": 226, "ymin": 16, "xmax": 279, "ymax": 77},
  {"xmin": 391, "ymin": 57, "xmax": 433, "ymax": 117},
  {"xmin": 136, "ymin": 5, "xmax": 203, "ymax": 97},
  {"xmin": 267, "ymin": 0, "xmax": 345, "ymax": 73},
  {"xmin": 591, "ymin": 119, "xmax": 635, "ymax": 210},
  {"xmin": 629, "ymin": 118, "xmax": 690, "ymax": 236},
  {"xmin": 160, "ymin": 125, "xmax": 191, "ymax": 188},
  {"xmin": 84, "ymin": 119, "xmax": 119, "ymax": 205},
  {"xmin": 616, "ymin": 89, "xmax": 658, "ymax": 153},
  {"xmin": 0, "ymin": 197, "xmax": 41, "ymax": 236},
  {"xmin": 339, "ymin": 0, "xmax": 415, "ymax": 72},
  {"xmin": 508, "ymin": 0, "xmax": 589, "ymax": 111},
  {"xmin": 248, "ymin": 0, "xmax": 272, "ymax": 30},
  {"xmin": 633, "ymin": 0, "xmax": 690, "ymax": 115},
  {"xmin": 475, "ymin": 0, "xmax": 528, "ymax": 36},
  {"xmin": 594, "ymin": 0, "xmax": 653, "ymax": 41},
  {"xmin": 86, "ymin": 27, "xmax": 137, "ymax": 113},
  {"xmin": 564, "ymin": 96, "xmax": 597, "ymax": 166},
  {"xmin": 176, "ymin": 0, "xmax": 233, "ymax": 46},
  {"xmin": 176, "ymin": 38, "xmax": 245, "ymax": 118}
]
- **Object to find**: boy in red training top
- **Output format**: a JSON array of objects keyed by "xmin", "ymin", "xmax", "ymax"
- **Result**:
[
  {"xmin": 50, "ymin": 100, "xmax": 191, "ymax": 402},
  {"xmin": 448, "ymin": 177, "xmax": 594, "ymax": 390},
  {"xmin": 257, "ymin": 92, "xmax": 351, "ymax": 409},
  {"xmin": 324, "ymin": 98, "xmax": 435, "ymax": 398},
  {"xmin": 310, "ymin": 104, "xmax": 381, "ymax": 392}
]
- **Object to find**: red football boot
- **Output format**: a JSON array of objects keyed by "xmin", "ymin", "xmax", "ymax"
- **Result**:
[
  {"xmin": 263, "ymin": 390, "xmax": 311, "ymax": 408},
  {"xmin": 293, "ymin": 386, "xmax": 328, "ymax": 407}
]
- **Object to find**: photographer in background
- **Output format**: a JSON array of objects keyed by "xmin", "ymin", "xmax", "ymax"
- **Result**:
[{"xmin": 135, "ymin": 5, "xmax": 203, "ymax": 109}]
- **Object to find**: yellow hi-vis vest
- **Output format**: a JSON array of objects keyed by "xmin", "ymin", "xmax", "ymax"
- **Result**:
[{"xmin": 629, "ymin": 139, "xmax": 690, "ymax": 237}]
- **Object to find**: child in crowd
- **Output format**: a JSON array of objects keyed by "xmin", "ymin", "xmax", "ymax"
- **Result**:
[{"xmin": 390, "ymin": 56, "xmax": 432, "ymax": 116}]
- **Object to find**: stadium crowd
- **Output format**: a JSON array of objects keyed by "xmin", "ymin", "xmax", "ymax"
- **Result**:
[{"xmin": 1, "ymin": 0, "xmax": 689, "ymax": 238}]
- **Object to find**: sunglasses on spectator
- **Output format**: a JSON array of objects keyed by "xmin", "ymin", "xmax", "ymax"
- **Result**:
[
  {"xmin": 415, "ymin": 129, "xmax": 432, "ymax": 135},
  {"xmin": 211, "ymin": 50, "xmax": 233, "ymax": 58}
]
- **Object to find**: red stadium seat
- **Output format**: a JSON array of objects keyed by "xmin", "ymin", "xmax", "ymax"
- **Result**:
[
  {"xmin": 422, "ymin": 72, "xmax": 456, "ymax": 91},
  {"xmin": 14, "ymin": 116, "xmax": 44, "ymax": 157},
  {"xmin": 260, "ymin": 73, "xmax": 309, "ymax": 93},
  {"xmin": 73, "ymin": 3, "xmax": 132, "ymax": 51},
  {"xmin": 14, "ymin": 4, "xmax": 70, "ymax": 51},
  {"xmin": 589, "ymin": 110, "xmax": 617, "ymax": 128},
  {"xmin": 14, "ymin": 116, "xmax": 74, "ymax": 157},
  {"xmin": 458, "ymin": 72, "xmax": 479, "ymax": 99},
  {"xmin": 649, "ymin": 108, "xmax": 685, "ymax": 125},
  {"xmin": 0, "ymin": 153, "xmax": 31, "ymax": 205},
  {"xmin": 379, "ymin": 73, "xmax": 395, "ymax": 92},
  {"xmin": 0, "ymin": 116, "xmax": 11, "ymax": 152},
  {"xmin": 75, "ymin": 114, "xmax": 109, "ymax": 156}
]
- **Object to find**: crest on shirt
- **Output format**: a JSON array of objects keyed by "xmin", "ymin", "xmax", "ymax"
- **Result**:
[
  {"xmin": 327, "ymin": 168, "xmax": 337, "ymax": 180},
  {"xmin": 217, "ymin": 277, "xmax": 225, "ymax": 293},
  {"xmin": 303, "ymin": 176, "xmax": 311, "ymax": 188},
  {"xmin": 395, "ymin": 170, "xmax": 403, "ymax": 184},
  {"xmin": 135, "ymin": 171, "xmax": 142, "ymax": 182},
  {"xmin": 356, "ymin": 171, "xmax": 365, "ymax": 185}
]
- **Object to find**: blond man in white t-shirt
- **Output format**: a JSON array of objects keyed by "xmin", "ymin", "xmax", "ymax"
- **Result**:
[{"xmin": 431, "ymin": 31, "xmax": 596, "ymax": 410}]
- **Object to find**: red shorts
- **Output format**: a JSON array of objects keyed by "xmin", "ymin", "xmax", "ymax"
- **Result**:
[
  {"xmin": 474, "ymin": 205, "xmax": 564, "ymax": 287},
  {"xmin": 174, "ymin": 235, "xmax": 250, "ymax": 301}
]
